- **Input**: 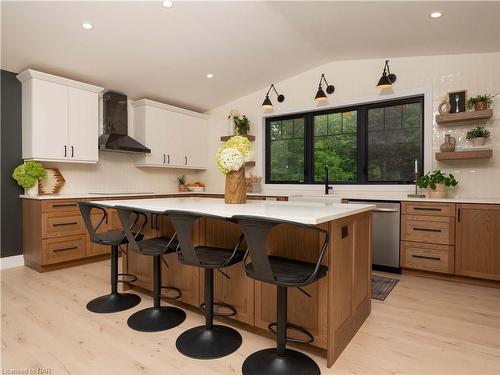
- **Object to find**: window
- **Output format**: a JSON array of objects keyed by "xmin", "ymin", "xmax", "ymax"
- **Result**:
[{"xmin": 265, "ymin": 96, "xmax": 423, "ymax": 184}]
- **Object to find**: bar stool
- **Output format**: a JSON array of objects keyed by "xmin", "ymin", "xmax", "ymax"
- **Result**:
[
  {"xmin": 167, "ymin": 210, "xmax": 244, "ymax": 359},
  {"xmin": 234, "ymin": 216, "xmax": 330, "ymax": 375},
  {"xmin": 118, "ymin": 207, "xmax": 186, "ymax": 332},
  {"xmin": 79, "ymin": 202, "xmax": 142, "ymax": 313}
]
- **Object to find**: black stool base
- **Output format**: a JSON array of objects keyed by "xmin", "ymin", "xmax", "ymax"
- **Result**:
[
  {"xmin": 176, "ymin": 325, "xmax": 242, "ymax": 359},
  {"xmin": 86, "ymin": 293, "xmax": 141, "ymax": 314},
  {"xmin": 127, "ymin": 306, "xmax": 186, "ymax": 332},
  {"xmin": 242, "ymin": 348, "xmax": 320, "ymax": 375}
]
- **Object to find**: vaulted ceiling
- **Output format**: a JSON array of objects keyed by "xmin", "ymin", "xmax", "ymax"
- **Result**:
[{"xmin": 2, "ymin": 1, "xmax": 499, "ymax": 112}]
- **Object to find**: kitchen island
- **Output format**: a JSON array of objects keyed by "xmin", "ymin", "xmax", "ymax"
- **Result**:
[{"xmin": 94, "ymin": 197, "xmax": 374, "ymax": 367}]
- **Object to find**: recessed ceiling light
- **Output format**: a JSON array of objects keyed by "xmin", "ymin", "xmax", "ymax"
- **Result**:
[
  {"xmin": 430, "ymin": 11, "xmax": 443, "ymax": 19},
  {"xmin": 206, "ymin": 73, "xmax": 214, "ymax": 79},
  {"xmin": 162, "ymin": 0, "xmax": 174, "ymax": 8},
  {"xmin": 81, "ymin": 22, "xmax": 93, "ymax": 30}
]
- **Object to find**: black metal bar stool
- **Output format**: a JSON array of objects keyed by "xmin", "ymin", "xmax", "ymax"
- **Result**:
[
  {"xmin": 79, "ymin": 202, "xmax": 142, "ymax": 313},
  {"xmin": 167, "ymin": 210, "xmax": 244, "ymax": 359},
  {"xmin": 118, "ymin": 207, "xmax": 186, "ymax": 332},
  {"xmin": 234, "ymin": 216, "xmax": 330, "ymax": 375}
]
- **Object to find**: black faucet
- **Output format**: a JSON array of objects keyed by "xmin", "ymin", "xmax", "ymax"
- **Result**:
[{"xmin": 324, "ymin": 165, "xmax": 333, "ymax": 195}]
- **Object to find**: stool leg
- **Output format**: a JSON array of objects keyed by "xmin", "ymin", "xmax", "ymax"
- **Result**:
[
  {"xmin": 86, "ymin": 245, "xmax": 141, "ymax": 314},
  {"xmin": 175, "ymin": 267, "xmax": 242, "ymax": 359},
  {"xmin": 127, "ymin": 255, "xmax": 186, "ymax": 332},
  {"xmin": 241, "ymin": 284, "xmax": 320, "ymax": 375}
]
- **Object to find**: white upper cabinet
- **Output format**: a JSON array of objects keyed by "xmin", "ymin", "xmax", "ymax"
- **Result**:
[
  {"xmin": 17, "ymin": 69, "xmax": 103, "ymax": 163},
  {"xmin": 132, "ymin": 99, "xmax": 208, "ymax": 169}
]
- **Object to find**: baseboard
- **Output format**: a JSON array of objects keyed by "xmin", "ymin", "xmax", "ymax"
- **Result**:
[{"xmin": 0, "ymin": 255, "xmax": 25, "ymax": 269}]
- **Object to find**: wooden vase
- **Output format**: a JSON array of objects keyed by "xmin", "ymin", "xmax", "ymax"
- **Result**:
[{"xmin": 225, "ymin": 168, "xmax": 246, "ymax": 204}]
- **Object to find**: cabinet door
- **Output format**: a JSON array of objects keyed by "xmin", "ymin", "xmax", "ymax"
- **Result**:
[
  {"xmin": 134, "ymin": 105, "xmax": 168, "ymax": 166},
  {"xmin": 29, "ymin": 79, "xmax": 68, "ymax": 160},
  {"xmin": 183, "ymin": 116, "xmax": 208, "ymax": 169},
  {"xmin": 456, "ymin": 204, "xmax": 500, "ymax": 281},
  {"xmin": 163, "ymin": 110, "xmax": 188, "ymax": 167},
  {"xmin": 68, "ymin": 87, "xmax": 99, "ymax": 162}
]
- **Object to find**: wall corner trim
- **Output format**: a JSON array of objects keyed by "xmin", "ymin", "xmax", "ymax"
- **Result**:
[{"xmin": 0, "ymin": 255, "xmax": 25, "ymax": 270}]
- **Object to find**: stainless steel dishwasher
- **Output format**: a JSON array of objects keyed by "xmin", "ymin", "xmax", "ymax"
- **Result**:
[{"xmin": 347, "ymin": 200, "xmax": 401, "ymax": 273}]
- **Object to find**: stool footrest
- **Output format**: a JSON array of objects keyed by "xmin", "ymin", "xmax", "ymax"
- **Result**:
[
  {"xmin": 200, "ymin": 301, "xmax": 237, "ymax": 317},
  {"xmin": 268, "ymin": 322, "xmax": 314, "ymax": 344},
  {"xmin": 117, "ymin": 273, "xmax": 138, "ymax": 283},
  {"xmin": 160, "ymin": 286, "xmax": 182, "ymax": 300}
]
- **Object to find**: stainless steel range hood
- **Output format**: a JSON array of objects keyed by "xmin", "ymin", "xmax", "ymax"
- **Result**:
[{"xmin": 98, "ymin": 91, "xmax": 151, "ymax": 153}]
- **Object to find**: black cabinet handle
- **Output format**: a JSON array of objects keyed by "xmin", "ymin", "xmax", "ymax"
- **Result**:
[
  {"xmin": 53, "ymin": 203, "xmax": 77, "ymax": 208},
  {"xmin": 64, "ymin": 145, "xmax": 67, "ymax": 157},
  {"xmin": 163, "ymin": 154, "xmax": 166, "ymax": 164},
  {"xmin": 185, "ymin": 156, "xmax": 188, "ymax": 165},
  {"xmin": 71, "ymin": 146, "xmax": 74, "ymax": 157},
  {"xmin": 53, "ymin": 222, "xmax": 78, "ymax": 227},
  {"xmin": 458, "ymin": 208, "xmax": 461, "ymax": 223},
  {"xmin": 412, "ymin": 254, "xmax": 441, "ymax": 261},
  {"xmin": 53, "ymin": 246, "xmax": 78, "ymax": 253},
  {"xmin": 167, "ymin": 154, "xmax": 170, "ymax": 164},
  {"xmin": 413, "ymin": 207, "xmax": 442, "ymax": 211},
  {"xmin": 413, "ymin": 227, "xmax": 441, "ymax": 232}
]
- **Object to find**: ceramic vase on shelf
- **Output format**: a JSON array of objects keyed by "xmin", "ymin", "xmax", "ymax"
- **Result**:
[
  {"xmin": 25, "ymin": 183, "xmax": 39, "ymax": 196},
  {"xmin": 471, "ymin": 137, "xmax": 487, "ymax": 146},
  {"xmin": 224, "ymin": 168, "xmax": 246, "ymax": 204},
  {"xmin": 440, "ymin": 134, "xmax": 456, "ymax": 152},
  {"xmin": 429, "ymin": 183, "xmax": 447, "ymax": 198},
  {"xmin": 474, "ymin": 102, "xmax": 488, "ymax": 111}
]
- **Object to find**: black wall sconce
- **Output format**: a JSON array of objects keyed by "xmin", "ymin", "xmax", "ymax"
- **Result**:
[
  {"xmin": 376, "ymin": 60, "xmax": 397, "ymax": 89},
  {"xmin": 314, "ymin": 74, "xmax": 335, "ymax": 102},
  {"xmin": 262, "ymin": 84, "xmax": 285, "ymax": 110}
]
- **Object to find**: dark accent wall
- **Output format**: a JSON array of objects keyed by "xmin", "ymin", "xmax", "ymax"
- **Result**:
[{"xmin": 1, "ymin": 70, "xmax": 23, "ymax": 257}]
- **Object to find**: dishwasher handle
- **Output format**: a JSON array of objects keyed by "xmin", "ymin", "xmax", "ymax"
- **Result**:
[{"xmin": 372, "ymin": 208, "xmax": 399, "ymax": 213}]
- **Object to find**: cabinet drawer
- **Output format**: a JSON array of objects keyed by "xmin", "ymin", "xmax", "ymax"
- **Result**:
[
  {"xmin": 401, "ymin": 215, "xmax": 455, "ymax": 245},
  {"xmin": 401, "ymin": 241, "xmax": 454, "ymax": 274},
  {"xmin": 42, "ymin": 212, "xmax": 85, "ymax": 238},
  {"xmin": 42, "ymin": 235, "xmax": 86, "ymax": 265},
  {"xmin": 41, "ymin": 200, "xmax": 84, "ymax": 213},
  {"xmin": 402, "ymin": 202, "xmax": 455, "ymax": 217}
]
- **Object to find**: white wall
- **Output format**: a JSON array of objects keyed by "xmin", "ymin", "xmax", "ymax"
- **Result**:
[
  {"xmin": 43, "ymin": 101, "xmax": 204, "ymax": 194},
  {"xmin": 203, "ymin": 52, "xmax": 500, "ymax": 198}
]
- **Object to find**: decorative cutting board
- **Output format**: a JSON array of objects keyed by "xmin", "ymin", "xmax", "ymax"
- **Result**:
[{"xmin": 39, "ymin": 168, "xmax": 65, "ymax": 195}]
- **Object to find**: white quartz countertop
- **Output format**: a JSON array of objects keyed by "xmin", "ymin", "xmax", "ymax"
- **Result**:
[{"xmin": 93, "ymin": 197, "xmax": 375, "ymax": 225}]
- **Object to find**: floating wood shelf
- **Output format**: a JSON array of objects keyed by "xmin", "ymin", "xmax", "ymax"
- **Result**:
[
  {"xmin": 220, "ymin": 134, "xmax": 256, "ymax": 142},
  {"xmin": 435, "ymin": 149, "xmax": 493, "ymax": 161},
  {"xmin": 436, "ymin": 109, "xmax": 493, "ymax": 125},
  {"xmin": 245, "ymin": 161, "xmax": 256, "ymax": 167}
]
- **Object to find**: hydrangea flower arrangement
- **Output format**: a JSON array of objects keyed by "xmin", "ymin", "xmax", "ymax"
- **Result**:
[
  {"xmin": 12, "ymin": 161, "xmax": 47, "ymax": 189},
  {"xmin": 216, "ymin": 136, "xmax": 253, "ymax": 175}
]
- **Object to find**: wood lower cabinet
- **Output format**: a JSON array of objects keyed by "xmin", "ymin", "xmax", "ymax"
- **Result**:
[
  {"xmin": 401, "ymin": 241, "xmax": 454, "ymax": 274},
  {"xmin": 42, "ymin": 234, "xmax": 86, "ymax": 265},
  {"xmin": 455, "ymin": 204, "xmax": 500, "ymax": 281}
]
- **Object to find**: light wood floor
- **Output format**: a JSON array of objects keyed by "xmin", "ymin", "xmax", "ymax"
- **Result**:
[{"xmin": 1, "ymin": 260, "xmax": 499, "ymax": 375}]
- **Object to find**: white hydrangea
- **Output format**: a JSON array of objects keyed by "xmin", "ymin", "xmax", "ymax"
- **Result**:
[{"xmin": 218, "ymin": 148, "xmax": 245, "ymax": 172}]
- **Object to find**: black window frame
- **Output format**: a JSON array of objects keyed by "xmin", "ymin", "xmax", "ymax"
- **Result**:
[{"xmin": 265, "ymin": 95, "xmax": 424, "ymax": 185}]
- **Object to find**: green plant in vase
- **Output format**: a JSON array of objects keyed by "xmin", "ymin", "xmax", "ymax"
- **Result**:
[
  {"xmin": 233, "ymin": 115, "xmax": 250, "ymax": 136},
  {"xmin": 12, "ymin": 161, "xmax": 47, "ymax": 196},
  {"xmin": 177, "ymin": 175, "xmax": 187, "ymax": 192},
  {"xmin": 466, "ymin": 94, "xmax": 496, "ymax": 111},
  {"xmin": 416, "ymin": 170, "xmax": 458, "ymax": 198},
  {"xmin": 466, "ymin": 125, "xmax": 490, "ymax": 146}
]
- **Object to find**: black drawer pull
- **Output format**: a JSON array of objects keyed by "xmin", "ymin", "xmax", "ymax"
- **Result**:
[
  {"xmin": 53, "ymin": 246, "xmax": 78, "ymax": 252},
  {"xmin": 52, "ymin": 203, "xmax": 77, "ymax": 208},
  {"xmin": 413, "ymin": 227, "xmax": 441, "ymax": 232},
  {"xmin": 413, "ymin": 207, "xmax": 442, "ymax": 211},
  {"xmin": 53, "ymin": 222, "xmax": 78, "ymax": 227},
  {"xmin": 412, "ymin": 254, "xmax": 441, "ymax": 261}
]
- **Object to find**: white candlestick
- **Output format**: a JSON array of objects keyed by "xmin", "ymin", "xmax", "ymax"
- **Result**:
[{"xmin": 414, "ymin": 159, "xmax": 418, "ymax": 174}]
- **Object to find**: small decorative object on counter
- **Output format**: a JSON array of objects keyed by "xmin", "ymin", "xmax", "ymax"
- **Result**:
[
  {"xmin": 216, "ymin": 135, "xmax": 253, "ymax": 204},
  {"xmin": 466, "ymin": 125, "xmax": 490, "ymax": 146},
  {"xmin": 437, "ymin": 98, "xmax": 451, "ymax": 115},
  {"xmin": 187, "ymin": 181, "xmax": 206, "ymax": 192},
  {"xmin": 407, "ymin": 159, "xmax": 425, "ymax": 198},
  {"xmin": 466, "ymin": 94, "xmax": 497, "ymax": 111},
  {"xmin": 448, "ymin": 89, "xmax": 467, "ymax": 113},
  {"xmin": 233, "ymin": 114, "xmax": 250, "ymax": 136},
  {"xmin": 177, "ymin": 175, "xmax": 188, "ymax": 192},
  {"xmin": 39, "ymin": 168, "xmax": 65, "ymax": 195},
  {"xmin": 440, "ymin": 134, "xmax": 456, "ymax": 152},
  {"xmin": 245, "ymin": 174, "xmax": 262, "ymax": 193},
  {"xmin": 12, "ymin": 161, "xmax": 47, "ymax": 196},
  {"xmin": 416, "ymin": 170, "xmax": 458, "ymax": 198}
]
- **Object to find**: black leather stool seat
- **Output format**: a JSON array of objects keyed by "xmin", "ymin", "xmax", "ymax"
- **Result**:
[
  {"xmin": 246, "ymin": 256, "xmax": 328, "ymax": 285},
  {"xmin": 94, "ymin": 230, "xmax": 144, "ymax": 246},
  {"xmin": 134, "ymin": 236, "xmax": 178, "ymax": 256},
  {"xmin": 178, "ymin": 246, "xmax": 245, "ymax": 268}
]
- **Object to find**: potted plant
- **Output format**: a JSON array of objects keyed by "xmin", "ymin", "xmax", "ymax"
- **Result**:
[
  {"xmin": 466, "ymin": 125, "xmax": 490, "ymax": 146},
  {"xmin": 416, "ymin": 170, "xmax": 458, "ymax": 198},
  {"xmin": 177, "ymin": 175, "xmax": 188, "ymax": 192},
  {"xmin": 466, "ymin": 94, "xmax": 496, "ymax": 111},
  {"xmin": 233, "ymin": 115, "xmax": 250, "ymax": 136},
  {"xmin": 216, "ymin": 135, "xmax": 253, "ymax": 204},
  {"xmin": 12, "ymin": 161, "xmax": 47, "ymax": 196}
]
